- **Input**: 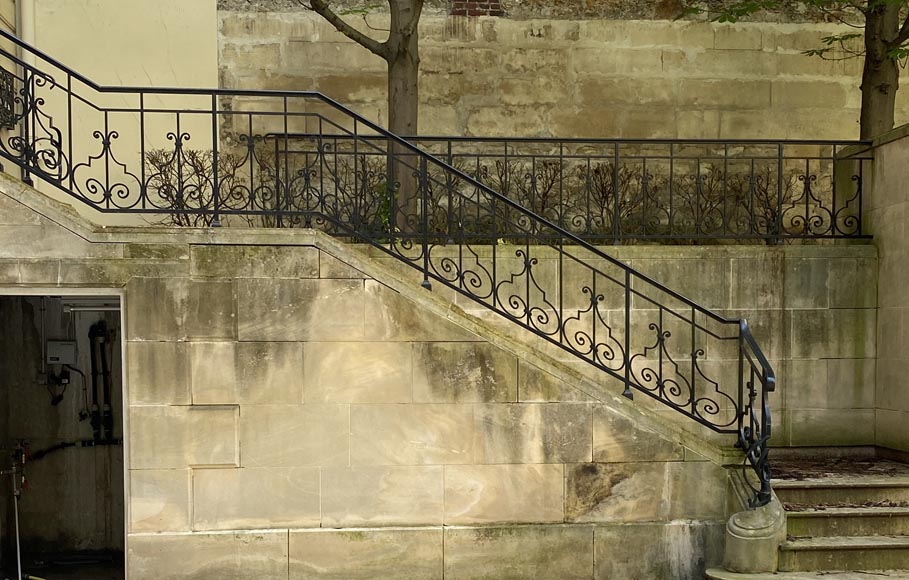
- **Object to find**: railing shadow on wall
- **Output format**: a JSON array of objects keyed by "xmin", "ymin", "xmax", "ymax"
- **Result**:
[{"xmin": 0, "ymin": 28, "xmax": 867, "ymax": 508}]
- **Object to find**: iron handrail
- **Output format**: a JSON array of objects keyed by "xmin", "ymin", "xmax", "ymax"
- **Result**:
[{"xmin": 0, "ymin": 28, "xmax": 775, "ymax": 506}]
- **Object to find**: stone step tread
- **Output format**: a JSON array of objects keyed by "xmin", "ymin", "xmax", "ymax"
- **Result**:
[
  {"xmin": 706, "ymin": 568, "xmax": 909, "ymax": 579},
  {"xmin": 782, "ymin": 536, "xmax": 909, "ymax": 551},
  {"xmin": 774, "ymin": 478, "xmax": 909, "ymax": 489},
  {"xmin": 787, "ymin": 507, "xmax": 909, "ymax": 518}
]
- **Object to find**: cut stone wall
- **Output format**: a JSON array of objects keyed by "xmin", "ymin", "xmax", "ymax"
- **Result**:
[
  {"xmin": 364, "ymin": 243, "xmax": 878, "ymax": 448},
  {"xmin": 218, "ymin": 11, "xmax": 909, "ymax": 139},
  {"xmin": 868, "ymin": 127, "xmax": 909, "ymax": 453},
  {"xmin": 0, "ymin": 171, "xmax": 882, "ymax": 578}
]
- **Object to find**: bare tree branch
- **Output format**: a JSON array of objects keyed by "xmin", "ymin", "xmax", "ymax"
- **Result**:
[
  {"xmin": 888, "ymin": 12, "xmax": 909, "ymax": 48},
  {"xmin": 302, "ymin": 0, "xmax": 390, "ymax": 59}
]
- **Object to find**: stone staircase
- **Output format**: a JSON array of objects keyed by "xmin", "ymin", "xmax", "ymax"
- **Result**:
[{"xmin": 709, "ymin": 458, "xmax": 909, "ymax": 579}]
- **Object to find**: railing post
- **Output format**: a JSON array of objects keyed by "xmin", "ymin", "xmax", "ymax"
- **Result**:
[
  {"xmin": 623, "ymin": 269, "xmax": 632, "ymax": 399},
  {"xmin": 612, "ymin": 142, "xmax": 620, "ymax": 244},
  {"xmin": 210, "ymin": 94, "xmax": 221, "ymax": 227},
  {"xmin": 20, "ymin": 67, "xmax": 32, "ymax": 186},
  {"xmin": 775, "ymin": 143, "xmax": 783, "ymax": 242},
  {"xmin": 420, "ymin": 154, "xmax": 432, "ymax": 291}
]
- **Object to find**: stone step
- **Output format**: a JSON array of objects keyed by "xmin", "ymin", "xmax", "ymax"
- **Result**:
[
  {"xmin": 779, "ymin": 536, "xmax": 909, "ymax": 572},
  {"xmin": 773, "ymin": 478, "xmax": 909, "ymax": 507},
  {"xmin": 707, "ymin": 567, "xmax": 909, "ymax": 579},
  {"xmin": 786, "ymin": 507, "xmax": 909, "ymax": 537}
]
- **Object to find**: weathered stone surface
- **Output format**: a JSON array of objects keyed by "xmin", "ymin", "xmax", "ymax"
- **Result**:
[
  {"xmin": 290, "ymin": 528, "xmax": 443, "ymax": 580},
  {"xmin": 782, "ymin": 257, "xmax": 829, "ymax": 309},
  {"xmin": 566, "ymin": 462, "xmax": 668, "ymax": 522},
  {"xmin": 318, "ymin": 250, "xmax": 367, "ymax": 279},
  {"xmin": 473, "ymin": 403, "xmax": 592, "ymax": 464},
  {"xmin": 828, "ymin": 257, "xmax": 878, "ymax": 309},
  {"xmin": 350, "ymin": 404, "xmax": 474, "ymax": 465},
  {"xmin": 237, "ymin": 278, "xmax": 364, "ymax": 341},
  {"xmin": 127, "ymin": 341, "xmax": 191, "ymax": 405},
  {"xmin": 193, "ymin": 467, "xmax": 320, "ymax": 530},
  {"xmin": 129, "ymin": 469, "xmax": 191, "ymax": 532},
  {"xmin": 129, "ymin": 405, "xmax": 239, "ymax": 469},
  {"xmin": 190, "ymin": 342, "xmax": 237, "ymax": 404},
  {"xmin": 237, "ymin": 341, "xmax": 304, "ymax": 404},
  {"xmin": 191, "ymin": 244, "xmax": 319, "ymax": 278},
  {"xmin": 240, "ymin": 404, "xmax": 348, "ymax": 467},
  {"xmin": 321, "ymin": 465, "xmax": 444, "ymax": 526},
  {"xmin": 17, "ymin": 259, "xmax": 61, "ymax": 284},
  {"xmin": 789, "ymin": 408, "xmax": 875, "ymax": 446},
  {"xmin": 363, "ymin": 280, "xmax": 477, "ymax": 341},
  {"xmin": 413, "ymin": 342, "xmax": 517, "ymax": 403},
  {"xmin": 790, "ymin": 309, "xmax": 876, "ymax": 359},
  {"xmin": 518, "ymin": 361, "xmax": 592, "ymax": 402},
  {"xmin": 592, "ymin": 406, "xmax": 684, "ymax": 462},
  {"xmin": 127, "ymin": 530, "xmax": 289, "ymax": 580},
  {"xmin": 185, "ymin": 280, "xmax": 236, "ymax": 339},
  {"xmin": 126, "ymin": 278, "xmax": 184, "ymax": 340},
  {"xmin": 593, "ymin": 521, "xmax": 724, "ymax": 580},
  {"xmin": 444, "ymin": 464, "xmax": 563, "ymax": 524},
  {"xmin": 667, "ymin": 461, "xmax": 728, "ymax": 520},
  {"xmin": 303, "ymin": 342, "xmax": 411, "ymax": 403},
  {"xmin": 444, "ymin": 525, "xmax": 594, "ymax": 580},
  {"xmin": 126, "ymin": 278, "xmax": 236, "ymax": 341}
]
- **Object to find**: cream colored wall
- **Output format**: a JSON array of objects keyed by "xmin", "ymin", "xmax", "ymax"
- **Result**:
[
  {"xmin": 220, "ymin": 12, "xmax": 909, "ymax": 140},
  {"xmin": 19, "ymin": 0, "xmax": 218, "ymax": 225},
  {"xmin": 868, "ymin": 126, "xmax": 909, "ymax": 453}
]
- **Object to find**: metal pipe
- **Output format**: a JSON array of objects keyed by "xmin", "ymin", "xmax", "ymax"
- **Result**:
[
  {"xmin": 62, "ymin": 306, "xmax": 120, "ymax": 313},
  {"xmin": 12, "ymin": 470, "xmax": 22, "ymax": 580}
]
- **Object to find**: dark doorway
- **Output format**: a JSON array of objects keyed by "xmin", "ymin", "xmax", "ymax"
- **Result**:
[{"xmin": 0, "ymin": 295, "xmax": 124, "ymax": 580}]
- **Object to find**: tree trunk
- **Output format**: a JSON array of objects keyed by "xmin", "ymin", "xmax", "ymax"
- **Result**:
[
  {"xmin": 386, "ymin": 10, "xmax": 421, "ymax": 233},
  {"xmin": 388, "ymin": 41, "xmax": 419, "ymax": 137},
  {"xmin": 860, "ymin": 2, "xmax": 901, "ymax": 139}
]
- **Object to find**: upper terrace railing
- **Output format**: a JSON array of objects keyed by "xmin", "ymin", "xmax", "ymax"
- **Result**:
[
  {"xmin": 273, "ymin": 134, "xmax": 872, "ymax": 243},
  {"xmin": 0, "ymin": 29, "xmax": 781, "ymax": 506}
]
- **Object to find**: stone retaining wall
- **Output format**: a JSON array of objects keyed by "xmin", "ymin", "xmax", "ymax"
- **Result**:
[
  {"xmin": 219, "ymin": 11, "xmax": 909, "ymax": 139},
  {"xmin": 0, "ymin": 174, "xmax": 881, "ymax": 578}
]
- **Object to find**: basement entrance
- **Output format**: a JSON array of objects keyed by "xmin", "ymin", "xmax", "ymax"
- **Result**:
[{"xmin": 0, "ymin": 295, "xmax": 124, "ymax": 580}]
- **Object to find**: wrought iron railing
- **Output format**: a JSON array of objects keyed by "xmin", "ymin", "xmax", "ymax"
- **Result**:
[
  {"xmin": 274, "ymin": 134, "xmax": 872, "ymax": 242},
  {"xmin": 0, "ymin": 29, "xmax": 774, "ymax": 506}
]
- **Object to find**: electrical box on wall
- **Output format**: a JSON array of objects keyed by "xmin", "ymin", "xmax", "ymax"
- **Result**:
[{"xmin": 47, "ymin": 341, "xmax": 77, "ymax": 365}]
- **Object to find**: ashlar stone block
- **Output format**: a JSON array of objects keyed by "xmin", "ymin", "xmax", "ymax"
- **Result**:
[
  {"xmin": 240, "ymin": 404, "xmax": 348, "ymax": 467},
  {"xmin": 444, "ymin": 525, "xmax": 594, "ymax": 580},
  {"xmin": 129, "ymin": 469, "xmax": 191, "ymax": 533},
  {"xmin": 413, "ymin": 342, "xmax": 517, "ymax": 403},
  {"xmin": 321, "ymin": 465, "xmax": 444, "ymax": 527},
  {"xmin": 565, "ymin": 462, "xmax": 668, "ymax": 523},
  {"xmin": 190, "ymin": 342, "xmax": 237, "ymax": 404},
  {"xmin": 303, "ymin": 342, "xmax": 411, "ymax": 403},
  {"xmin": 592, "ymin": 405, "xmax": 684, "ymax": 462},
  {"xmin": 363, "ymin": 280, "xmax": 477, "ymax": 341},
  {"xmin": 593, "ymin": 521, "xmax": 723, "ymax": 580},
  {"xmin": 127, "ymin": 341, "xmax": 191, "ymax": 405},
  {"xmin": 350, "ymin": 404, "xmax": 474, "ymax": 465},
  {"xmin": 237, "ymin": 278, "xmax": 365, "ymax": 341},
  {"xmin": 236, "ymin": 342, "xmax": 304, "ymax": 404},
  {"xmin": 190, "ymin": 244, "xmax": 319, "ymax": 278},
  {"xmin": 473, "ymin": 403, "xmax": 592, "ymax": 464},
  {"xmin": 127, "ymin": 530, "xmax": 289, "ymax": 580},
  {"xmin": 129, "ymin": 406, "xmax": 239, "ymax": 469},
  {"xmin": 444, "ymin": 464, "xmax": 563, "ymax": 525},
  {"xmin": 518, "ymin": 361, "xmax": 593, "ymax": 402},
  {"xmin": 193, "ymin": 467, "xmax": 320, "ymax": 530},
  {"xmin": 290, "ymin": 528, "xmax": 443, "ymax": 580}
]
